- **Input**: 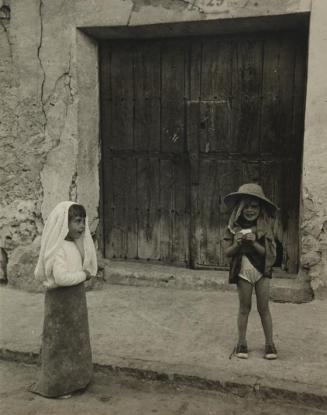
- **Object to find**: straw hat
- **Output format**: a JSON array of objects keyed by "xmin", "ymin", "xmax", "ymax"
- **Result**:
[{"xmin": 223, "ymin": 183, "xmax": 278, "ymax": 212}]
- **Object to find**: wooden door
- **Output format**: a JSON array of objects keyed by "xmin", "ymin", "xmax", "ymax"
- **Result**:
[
  {"xmin": 186, "ymin": 33, "xmax": 307, "ymax": 273},
  {"xmin": 100, "ymin": 39, "xmax": 190, "ymax": 266},
  {"xmin": 100, "ymin": 30, "xmax": 307, "ymax": 273}
]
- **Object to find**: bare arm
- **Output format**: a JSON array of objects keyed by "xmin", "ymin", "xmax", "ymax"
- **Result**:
[{"xmin": 224, "ymin": 232, "xmax": 243, "ymax": 258}]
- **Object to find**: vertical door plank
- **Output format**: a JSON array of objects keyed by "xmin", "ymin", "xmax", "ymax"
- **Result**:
[
  {"xmin": 260, "ymin": 35, "xmax": 296, "ymax": 155},
  {"xmin": 241, "ymin": 160, "xmax": 261, "ymax": 184},
  {"xmin": 103, "ymin": 157, "xmax": 115, "ymax": 259},
  {"xmin": 231, "ymin": 36, "xmax": 263, "ymax": 155},
  {"xmin": 134, "ymin": 41, "xmax": 161, "ymax": 152},
  {"xmin": 159, "ymin": 158, "xmax": 188, "ymax": 265},
  {"xmin": 125, "ymin": 158, "xmax": 138, "ymax": 259},
  {"xmin": 280, "ymin": 160, "xmax": 300, "ymax": 273},
  {"xmin": 199, "ymin": 102, "xmax": 230, "ymax": 153},
  {"xmin": 110, "ymin": 158, "xmax": 128, "ymax": 259},
  {"xmin": 197, "ymin": 159, "xmax": 220, "ymax": 266},
  {"xmin": 189, "ymin": 39, "xmax": 202, "ymax": 101},
  {"xmin": 292, "ymin": 35, "xmax": 307, "ymax": 156},
  {"xmin": 218, "ymin": 160, "xmax": 243, "ymax": 267},
  {"xmin": 110, "ymin": 42, "xmax": 134, "ymax": 150},
  {"xmin": 186, "ymin": 101, "xmax": 200, "ymax": 268},
  {"xmin": 137, "ymin": 157, "xmax": 161, "ymax": 260},
  {"xmin": 109, "ymin": 158, "xmax": 137, "ymax": 259},
  {"xmin": 159, "ymin": 159, "xmax": 174, "ymax": 262},
  {"xmin": 275, "ymin": 35, "xmax": 297, "ymax": 155},
  {"xmin": 260, "ymin": 37, "xmax": 280, "ymax": 155},
  {"xmin": 161, "ymin": 39, "xmax": 186, "ymax": 154},
  {"xmin": 99, "ymin": 44, "xmax": 112, "ymax": 257},
  {"xmin": 173, "ymin": 158, "xmax": 189, "ymax": 265},
  {"xmin": 201, "ymin": 37, "xmax": 232, "ymax": 100},
  {"xmin": 99, "ymin": 44, "xmax": 112, "ymax": 154}
]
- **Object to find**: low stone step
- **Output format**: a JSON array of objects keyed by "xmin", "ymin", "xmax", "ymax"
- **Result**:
[{"xmin": 100, "ymin": 260, "xmax": 313, "ymax": 303}]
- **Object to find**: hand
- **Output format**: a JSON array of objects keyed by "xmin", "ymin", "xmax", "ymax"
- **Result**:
[
  {"xmin": 84, "ymin": 270, "xmax": 92, "ymax": 281},
  {"xmin": 243, "ymin": 232, "xmax": 256, "ymax": 244},
  {"xmin": 235, "ymin": 232, "xmax": 244, "ymax": 246}
]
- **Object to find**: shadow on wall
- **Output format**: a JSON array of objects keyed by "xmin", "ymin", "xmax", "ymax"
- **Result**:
[
  {"xmin": 0, "ymin": 2, "xmax": 10, "ymax": 20},
  {"xmin": 0, "ymin": 247, "xmax": 8, "ymax": 285}
]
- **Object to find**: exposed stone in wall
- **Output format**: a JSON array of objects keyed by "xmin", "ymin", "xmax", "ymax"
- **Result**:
[
  {"xmin": 0, "ymin": 1, "xmax": 45, "ymax": 282},
  {"xmin": 7, "ymin": 236, "xmax": 43, "ymax": 292},
  {"xmin": 1, "ymin": 200, "xmax": 44, "ymax": 291},
  {"xmin": 301, "ymin": 186, "xmax": 327, "ymax": 294}
]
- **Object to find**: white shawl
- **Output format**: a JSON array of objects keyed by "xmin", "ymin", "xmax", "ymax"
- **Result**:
[{"xmin": 35, "ymin": 201, "xmax": 97, "ymax": 281}]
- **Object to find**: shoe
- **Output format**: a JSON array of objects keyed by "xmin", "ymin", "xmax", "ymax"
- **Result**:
[
  {"xmin": 264, "ymin": 343, "xmax": 277, "ymax": 360},
  {"xmin": 234, "ymin": 344, "xmax": 248, "ymax": 359}
]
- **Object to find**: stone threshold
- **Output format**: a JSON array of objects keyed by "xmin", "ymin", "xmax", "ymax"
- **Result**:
[{"xmin": 100, "ymin": 260, "xmax": 313, "ymax": 303}]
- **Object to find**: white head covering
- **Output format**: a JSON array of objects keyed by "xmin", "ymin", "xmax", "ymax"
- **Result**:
[{"xmin": 35, "ymin": 201, "xmax": 97, "ymax": 281}]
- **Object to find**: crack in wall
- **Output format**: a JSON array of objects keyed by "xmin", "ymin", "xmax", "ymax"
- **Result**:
[
  {"xmin": 37, "ymin": 0, "xmax": 47, "ymax": 131},
  {"xmin": 44, "ymin": 47, "xmax": 73, "ymax": 107},
  {"xmin": 127, "ymin": 1, "xmax": 136, "ymax": 25},
  {"xmin": 0, "ymin": 18, "xmax": 13, "ymax": 62},
  {"xmin": 66, "ymin": 48, "xmax": 74, "ymax": 103},
  {"xmin": 69, "ymin": 170, "xmax": 78, "ymax": 202},
  {"xmin": 39, "ymin": 42, "xmax": 77, "ymax": 215},
  {"xmin": 56, "ymin": 50, "xmax": 74, "ymax": 147}
]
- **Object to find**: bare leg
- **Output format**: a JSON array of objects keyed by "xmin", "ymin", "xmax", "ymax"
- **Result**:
[
  {"xmin": 255, "ymin": 277, "xmax": 273, "ymax": 345},
  {"xmin": 237, "ymin": 278, "xmax": 253, "ymax": 346}
]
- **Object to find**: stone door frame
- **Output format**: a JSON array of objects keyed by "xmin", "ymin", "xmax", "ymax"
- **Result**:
[{"xmin": 75, "ymin": 12, "xmax": 310, "ymax": 280}]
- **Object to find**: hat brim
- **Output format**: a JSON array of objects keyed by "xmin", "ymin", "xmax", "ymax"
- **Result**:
[{"xmin": 223, "ymin": 192, "xmax": 278, "ymax": 213}]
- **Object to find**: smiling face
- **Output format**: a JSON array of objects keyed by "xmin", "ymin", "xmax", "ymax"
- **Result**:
[
  {"xmin": 66, "ymin": 216, "xmax": 85, "ymax": 241},
  {"xmin": 241, "ymin": 197, "xmax": 261, "ymax": 223}
]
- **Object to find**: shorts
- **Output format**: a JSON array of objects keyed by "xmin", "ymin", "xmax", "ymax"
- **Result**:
[{"xmin": 238, "ymin": 255, "xmax": 263, "ymax": 286}]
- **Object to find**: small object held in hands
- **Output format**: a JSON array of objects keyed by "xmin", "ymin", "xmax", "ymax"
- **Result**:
[{"xmin": 239, "ymin": 229, "xmax": 252, "ymax": 235}]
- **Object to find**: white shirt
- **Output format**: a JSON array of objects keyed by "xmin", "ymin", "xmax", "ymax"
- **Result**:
[{"xmin": 43, "ymin": 240, "xmax": 87, "ymax": 289}]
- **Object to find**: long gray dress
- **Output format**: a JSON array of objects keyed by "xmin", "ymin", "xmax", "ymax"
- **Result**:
[{"xmin": 31, "ymin": 283, "xmax": 92, "ymax": 397}]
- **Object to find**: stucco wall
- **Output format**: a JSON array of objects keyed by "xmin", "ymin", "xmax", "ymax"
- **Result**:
[
  {"xmin": 301, "ymin": 0, "xmax": 327, "ymax": 297},
  {"xmin": 3, "ymin": 0, "xmax": 327, "ymax": 297}
]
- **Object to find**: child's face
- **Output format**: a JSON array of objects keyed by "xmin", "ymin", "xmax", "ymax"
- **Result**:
[
  {"xmin": 67, "ymin": 215, "xmax": 85, "ymax": 240},
  {"xmin": 241, "ymin": 198, "xmax": 260, "ymax": 222}
]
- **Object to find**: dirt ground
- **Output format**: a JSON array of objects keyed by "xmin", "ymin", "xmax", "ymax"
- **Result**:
[{"xmin": 0, "ymin": 360, "xmax": 325, "ymax": 415}]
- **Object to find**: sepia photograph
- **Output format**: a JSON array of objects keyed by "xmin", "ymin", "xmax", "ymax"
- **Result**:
[{"xmin": 0, "ymin": 0, "xmax": 326, "ymax": 413}]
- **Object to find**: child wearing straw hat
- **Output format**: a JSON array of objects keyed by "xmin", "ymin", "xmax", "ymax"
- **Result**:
[
  {"xmin": 223, "ymin": 183, "xmax": 278, "ymax": 360},
  {"xmin": 31, "ymin": 201, "xmax": 97, "ymax": 398}
]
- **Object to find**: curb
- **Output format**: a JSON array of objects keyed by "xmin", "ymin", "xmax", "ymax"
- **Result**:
[{"xmin": 1, "ymin": 348, "xmax": 327, "ymax": 410}]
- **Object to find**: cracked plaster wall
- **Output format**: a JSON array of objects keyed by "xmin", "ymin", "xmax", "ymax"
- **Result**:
[
  {"xmin": 2, "ymin": 0, "xmax": 327, "ymax": 297},
  {"xmin": 0, "ymin": 0, "xmax": 100, "ymax": 291}
]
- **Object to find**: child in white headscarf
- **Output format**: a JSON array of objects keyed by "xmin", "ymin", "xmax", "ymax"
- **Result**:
[{"xmin": 31, "ymin": 201, "xmax": 97, "ymax": 398}]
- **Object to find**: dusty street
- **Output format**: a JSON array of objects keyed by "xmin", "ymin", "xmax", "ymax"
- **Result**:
[{"xmin": 0, "ymin": 360, "xmax": 325, "ymax": 415}]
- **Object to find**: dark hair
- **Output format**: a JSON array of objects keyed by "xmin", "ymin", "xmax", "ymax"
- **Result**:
[{"xmin": 68, "ymin": 204, "xmax": 86, "ymax": 221}]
